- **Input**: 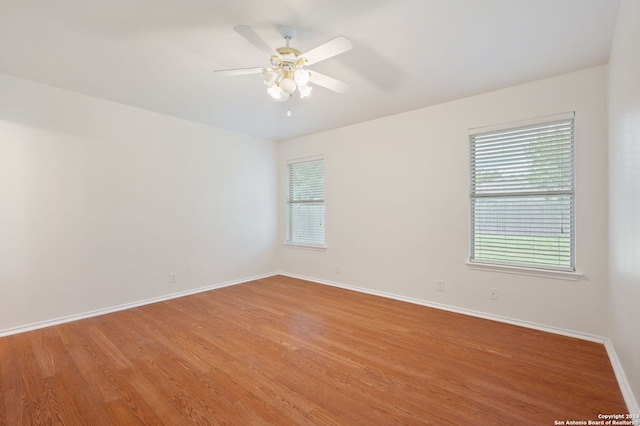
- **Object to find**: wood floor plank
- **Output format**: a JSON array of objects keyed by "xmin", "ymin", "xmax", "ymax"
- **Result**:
[{"xmin": 0, "ymin": 275, "xmax": 629, "ymax": 424}]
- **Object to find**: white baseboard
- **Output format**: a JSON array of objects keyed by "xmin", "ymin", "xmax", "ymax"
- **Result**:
[
  {"xmin": 279, "ymin": 272, "xmax": 639, "ymax": 415},
  {"xmin": 605, "ymin": 340, "xmax": 640, "ymax": 422},
  {"xmin": 0, "ymin": 272, "xmax": 278, "ymax": 338},
  {"xmin": 279, "ymin": 272, "xmax": 606, "ymax": 342}
]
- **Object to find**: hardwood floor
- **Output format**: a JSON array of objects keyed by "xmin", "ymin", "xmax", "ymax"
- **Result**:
[{"xmin": 0, "ymin": 275, "xmax": 628, "ymax": 425}]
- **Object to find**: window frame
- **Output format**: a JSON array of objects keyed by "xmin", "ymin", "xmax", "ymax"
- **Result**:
[
  {"xmin": 468, "ymin": 112, "xmax": 576, "ymax": 273},
  {"xmin": 285, "ymin": 156, "xmax": 326, "ymax": 249}
]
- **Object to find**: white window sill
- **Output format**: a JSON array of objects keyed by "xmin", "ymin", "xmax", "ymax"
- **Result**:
[
  {"xmin": 284, "ymin": 242, "xmax": 327, "ymax": 251},
  {"xmin": 466, "ymin": 261, "xmax": 582, "ymax": 281}
]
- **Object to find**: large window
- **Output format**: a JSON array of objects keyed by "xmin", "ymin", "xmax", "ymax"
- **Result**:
[
  {"xmin": 287, "ymin": 157, "xmax": 325, "ymax": 247},
  {"xmin": 469, "ymin": 113, "xmax": 575, "ymax": 271}
]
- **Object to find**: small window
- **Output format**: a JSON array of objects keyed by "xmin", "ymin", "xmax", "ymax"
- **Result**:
[
  {"xmin": 469, "ymin": 113, "xmax": 575, "ymax": 271},
  {"xmin": 287, "ymin": 157, "xmax": 325, "ymax": 247}
]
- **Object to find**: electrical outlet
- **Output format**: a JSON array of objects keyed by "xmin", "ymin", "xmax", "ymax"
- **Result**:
[
  {"xmin": 335, "ymin": 264, "xmax": 341, "ymax": 274},
  {"xmin": 437, "ymin": 280, "xmax": 445, "ymax": 291},
  {"xmin": 169, "ymin": 273, "xmax": 176, "ymax": 284},
  {"xmin": 489, "ymin": 288, "xmax": 499, "ymax": 300}
]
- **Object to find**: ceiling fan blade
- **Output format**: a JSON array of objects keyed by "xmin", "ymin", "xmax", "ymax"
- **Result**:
[
  {"xmin": 212, "ymin": 67, "xmax": 263, "ymax": 76},
  {"xmin": 233, "ymin": 25, "xmax": 275, "ymax": 55},
  {"xmin": 302, "ymin": 36, "xmax": 353, "ymax": 66},
  {"xmin": 309, "ymin": 71, "xmax": 350, "ymax": 94}
]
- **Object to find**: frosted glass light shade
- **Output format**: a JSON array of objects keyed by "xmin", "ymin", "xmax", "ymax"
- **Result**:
[
  {"xmin": 262, "ymin": 68, "xmax": 277, "ymax": 87},
  {"xmin": 267, "ymin": 84, "xmax": 284, "ymax": 99},
  {"xmin": 293, "ymin": 69, "xmax": 310, "ymax": 86},
  {"xmin": 298, "ymin": 84, "xmax": 312, "ymax": 98},
  {"xmin": 279, "ymin": 77, "xmax": 297, "ymax": 94}
]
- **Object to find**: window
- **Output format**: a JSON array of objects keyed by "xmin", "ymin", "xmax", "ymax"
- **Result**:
[
  {"xmin": 287, "ymin": 157, "xmax": 325, "ymax": 247},
  {"xmin": 469, "ymin": 113, "xmax": 575, "ymax": 271}
]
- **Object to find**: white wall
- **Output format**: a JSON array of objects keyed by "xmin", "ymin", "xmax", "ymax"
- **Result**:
[
  {"xmin": 0, "ymin": 73, "xmax": 278, "ymax": 333},
  {"xmin": 279, "ymin": 66, "xmax": 609, "ymax": 336},
  {"xmin": 608, "ymin": 0, "xmax": 640, "ymax": 408}
]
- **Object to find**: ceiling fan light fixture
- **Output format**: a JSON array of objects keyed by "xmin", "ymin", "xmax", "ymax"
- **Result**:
[
  {"xmin": 267, "ymin": 84, "xmax": 284, "ymax": 100},
  {"xmin": 279, "ymin": 77, "xmax": 297, "ymax": 95},
  {"xmin": 298, "ymin": 84, "xmax": 312, "ymax": 98},
  {"xmin": 275, "ymin": 92, "xmax": 289, "ymax": 102},
  {"xmin": 293, "ymin": 68, "xmax": 310, "ymax": 86},
  {"xmin": 262, "ymin": 68, "xmax": 277, "ymax": 87},
  {"xmin": 270, "ymin": 55, "xmax": 282, "ymax": 66}
]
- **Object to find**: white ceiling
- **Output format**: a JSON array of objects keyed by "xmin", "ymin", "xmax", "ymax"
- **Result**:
[{"xmin": 0, "ymin": 0, "xmax": 620, "ymax": 141}]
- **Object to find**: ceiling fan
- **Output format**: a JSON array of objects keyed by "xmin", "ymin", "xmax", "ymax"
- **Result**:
[{"xmin": 213, "ymin": 25, "xmax": 352, "ymax": 102}]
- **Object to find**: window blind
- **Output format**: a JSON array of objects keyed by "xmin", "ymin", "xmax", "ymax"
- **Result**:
[
  {"xmin": 287, "ymin": 158, "xmax": 325, "ymax": 246},
  {"xmin": 470, "ymin": 116, "xmax": 574, "ymax": 271}
]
